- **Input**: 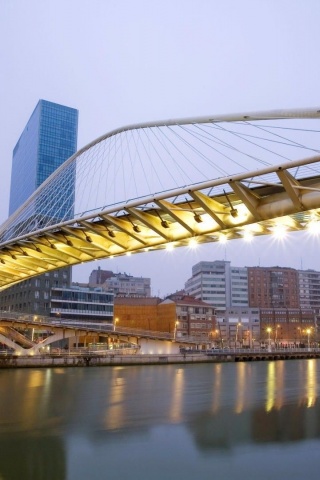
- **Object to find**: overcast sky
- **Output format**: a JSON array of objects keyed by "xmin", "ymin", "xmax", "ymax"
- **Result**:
[{"xmin": 1, "ymin": 0, "xmax": 320, "ymax": 296}]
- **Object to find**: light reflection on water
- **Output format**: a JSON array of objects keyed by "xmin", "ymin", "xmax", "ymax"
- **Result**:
[{"xmin": 0, "ymin": 360, "xmax": 320, "ymax": 479}]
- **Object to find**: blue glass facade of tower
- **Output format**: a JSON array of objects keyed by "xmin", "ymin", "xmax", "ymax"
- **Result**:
[
  {"xmin": 9, "ymin": 99, "xmax": 78, "ymax": 217},
  {"xmin": 0, "ymin": 100, "xmax": 79, "ymax": 316}
]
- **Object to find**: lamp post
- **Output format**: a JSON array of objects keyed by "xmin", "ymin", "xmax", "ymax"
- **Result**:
[
  {"xmin": 275, "ymin": 324, "xmax": 280, "ymax": 348},
  {"xmin": 267, "ymin": 327, "xmax": 272, "ymax": 352},
  {"xmin": 113, "ymin": 317, "xmax": 119, "ymax": 332},
  {"xmin": 235, "ymin": 322, "xmax": 242, "ymax": 349},
  {"xmin": 174, "ymin": 321, "xmax": 179, "ymax": 340},
  {"xmin": 306, "ymin": 328, "xmax": 311, "ymax": 351}
]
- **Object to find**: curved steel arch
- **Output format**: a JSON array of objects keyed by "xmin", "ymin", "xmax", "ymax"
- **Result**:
[{"xmin": 1, "ymin": 108, "xmax": 320, "ymax": 290}]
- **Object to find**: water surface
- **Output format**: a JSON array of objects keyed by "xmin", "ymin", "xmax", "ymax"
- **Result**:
[{"xmin": 0, "ymin": 360, "xmax": 320, "ymax": 479}]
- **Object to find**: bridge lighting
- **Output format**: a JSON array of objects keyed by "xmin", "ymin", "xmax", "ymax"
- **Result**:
[
  {"xmin": 107, "ymin": 228, "xmax": 116, "ymax": 238},
  {"xmin": 223, "ymin": 189, "xmax": 238, "ymax": 218},
  {"xmin": 166, "ymin": 243, "xmax": 174, "ymax": 251},
  {"xmin": 155, "ymin": 209, "xmax": 170, "ymax": 228},
  {"xmin": 194, "ymin": 213, "xmax": 203, "ymax": 223},
  {"xmin": 129, "ymin": 218, "xmax": 141, "ymax": 232},
  {"xmin": 133, "ymin": 224, "xmax": 141, "ymax": 233},
  {"xmin": 307, "ymin": 220, "xmax": 320, "ymax": 235},
  {"xmin": 243, "ymin": 230, "xmax": 253, "ymax": 242},
  {"xmin": 161, "ymin": 219, "xmax": 169, "ymax": 228},
  {"xmin": 188, "ymin": 238, "xmax": 198, "ymax": 249},
  {"xmin": 219, "ymin": 234, "xmax": 227, "ymax": 244},
  {"xmin": 272, "ymin": 224, "xmax": 287, "ymax": 239},
  {"xmin": 126, "ymin": 252, "xmax": 132, "ymax": 256}
]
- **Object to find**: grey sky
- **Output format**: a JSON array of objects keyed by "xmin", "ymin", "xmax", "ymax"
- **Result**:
[{"xmin": 1, "ymin": 0, "xmax": 320, "ymax": 296}]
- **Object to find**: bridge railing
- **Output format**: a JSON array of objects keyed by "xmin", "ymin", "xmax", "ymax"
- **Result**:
[{"xmin": 205, "ymin": 347, "xmax": 320, "ymax": 354}]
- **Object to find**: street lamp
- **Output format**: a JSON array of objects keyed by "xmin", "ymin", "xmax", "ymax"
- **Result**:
[
  {"xmin": 235, "ymin": 322, "xmax": 242, "ymax": 348},
  {"xmin": 266, "ymin": 327, "xmax": 272, "ymax": 352},
  {"xmin": 275, "ymin": 324, "xmax": 280, "ymax": 347},
  {"xmin": 215, "ymin": 328, "xmax": 219, "ymax": 347},
  {"xmin": 174, "ymin": 321, "xmax": 179, "ymax": 340},
  {"xmin": 113, "ymin": 317, "xmax": 119, "ymax": 332},
  {"xmin": 306, "ymin": 328, "xmax": 311, "ymax": 350}
]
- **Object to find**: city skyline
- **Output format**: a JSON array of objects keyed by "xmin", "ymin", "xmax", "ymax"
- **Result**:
[{"xmin": 1, "ymin": 0, "xmax": 320, "ymax": 296}]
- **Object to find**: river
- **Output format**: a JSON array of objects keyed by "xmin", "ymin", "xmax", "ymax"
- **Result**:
[{"xmin": 0, "ymin": 359, "xmax": 320, "ymax": 480}]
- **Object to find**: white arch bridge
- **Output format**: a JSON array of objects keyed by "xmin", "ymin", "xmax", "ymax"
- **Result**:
[{"xmin": 1, "ymin": 107, "xmax": 320, "ymax": 289}]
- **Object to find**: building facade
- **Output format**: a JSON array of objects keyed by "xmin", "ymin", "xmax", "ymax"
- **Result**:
[
  {"xmin": 0, "ymin": 100, "xmax": 78, "ymax": 315},
  {"xmin": 298, "ymin": 269, "xmax": 320, "ymax": 311},
  {"xmin": 185, "ymin": 260, "xmax": 248, "ymax": 311},
  {"xmin": 168, "ymin": 293, "xmax": 216, "ymax": 341},
  {"xmin": 9, "ymin": 100, "xmax": 78, "ymax": 217},
  {"xmin": 114, "ymin": 294, "xmax": 215, "ymax": 341},
  {"xmin": 89, "ymin": 268, "xmax": 151, "ymax": 297},
  {"xmin": 216, "ymin": 307, "xmax": 261, "ymax": 347},
  {"xmin": 114, "ymin": 297, "xmax": 176, "ymax": 333},
  {"xmin": 248, "ymin": 266, "xmax": 299, "ymax": 308},
  {"xmin": 89, "ymin": 267, "xmax": 114, "ymax": 286},
  {"xmin": 50, "ymin": 286, "xmax": 114, "ymax": 323},
  {"xmin": 259, "ymin": 307, "xmax": 316, "ymax": 347}
]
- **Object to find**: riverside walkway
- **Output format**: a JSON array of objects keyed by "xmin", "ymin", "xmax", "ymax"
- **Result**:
[{"xmin": 1, "ymin": 347, "xmax": 320, "ymax": 368}]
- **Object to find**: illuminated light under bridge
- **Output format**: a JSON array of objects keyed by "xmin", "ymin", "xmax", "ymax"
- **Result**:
[{"xmin": 1, "ymin": 107, "xmax": 320, "ymax": 289}]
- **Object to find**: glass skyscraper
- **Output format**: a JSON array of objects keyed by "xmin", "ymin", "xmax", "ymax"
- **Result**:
[
  {"xmin": 0, "ymin": 100, "xmax": 78, "ymax": 316},
  {"xmin": 9, "ymin": 99, "xmax": 78, "ymax": 217}
]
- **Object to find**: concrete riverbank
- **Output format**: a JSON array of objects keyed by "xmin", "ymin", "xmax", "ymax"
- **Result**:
[{"xmin": 1, "ymin": 349, "xmax": 320, "ymax": 368}]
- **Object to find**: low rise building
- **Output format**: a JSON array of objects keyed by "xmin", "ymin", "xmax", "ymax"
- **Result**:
[
  {"xmin": 168, "ymin": 293, "xmax": 216, "ymax": 341},
  {"xmin": 114, "ymin": 297, "xmax": 176, "ymax": 333},
  {"xmin": 216, "ymin": 307, "xmax": 260, "ymax": 347},
  {"xmin": 259, "ymin": 307, "xmax": 316, "ymax": 347},
  {"xmin": 114, "ymin": 294, "xmax": 216, "ymax": 342}
]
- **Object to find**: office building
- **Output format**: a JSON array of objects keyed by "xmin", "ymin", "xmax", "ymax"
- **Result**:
[
  {"xmin": 248, "ymin": 266, "xmax": 299, "ymax": 308},
  {"xmin": 0, "ymin": 100, "xmax": 78, "ymax": 315},
  {"xmin": 298, "ymin": 269, "xmax": 320, "ymax": 332},
  {"xmin": 184, "ymin": 260, "xmax": 248, "ymax": 311},
  {"xmin": 298, "ymin": 269, "xmax": 320, "ymax": 310},
  {"xmin": 9, "ymin": 99, "xmax": 78, "ymax": 218},
  {"xmin": 50, "ymin": 286, "xmax": 114, "ymax": 323}
]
